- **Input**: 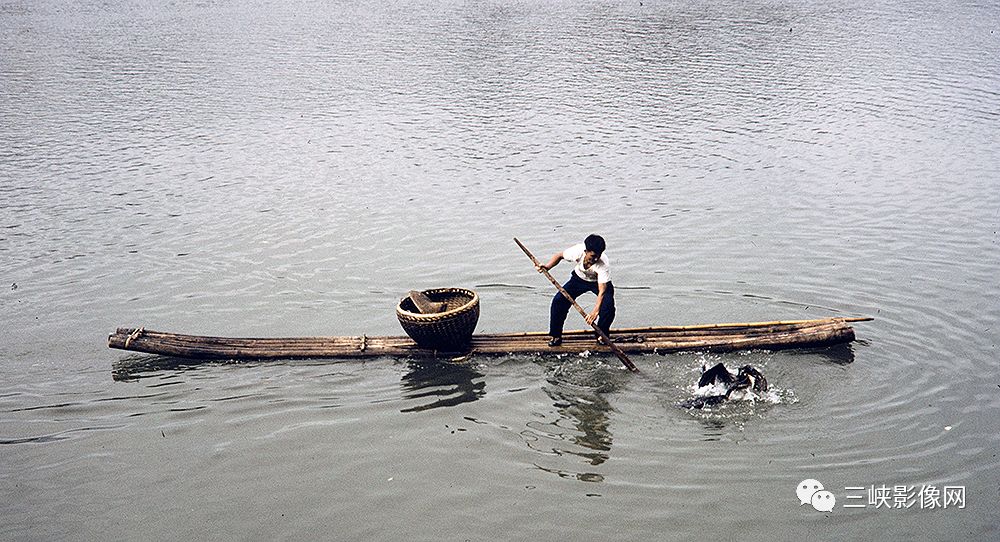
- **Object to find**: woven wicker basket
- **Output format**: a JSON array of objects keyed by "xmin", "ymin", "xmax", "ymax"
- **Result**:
[{"xmin": 397, "ymin": 288, "xmax": 480, "ymax": 350}]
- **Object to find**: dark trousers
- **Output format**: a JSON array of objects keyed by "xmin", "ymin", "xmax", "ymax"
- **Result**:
[{"xmin": 549, "ymin": 273, "xmax": 616, "ymax": 337}]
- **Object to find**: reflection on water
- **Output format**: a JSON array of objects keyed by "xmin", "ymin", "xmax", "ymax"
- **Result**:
[
  {"xmin": 540, "ymin": 384, "xmax": 613, "ymax": 466},
  {"xmin": 534, "ymin": 463, "xmax": 606, "ymax": 484},
  {"xmin": 521, "ymin": 360, "xmax": 620, "ymax": 483},
  {"xmin": 399, "ymin": 360, "xmax": 485, "ymax": 413},
  {"xmin": 111, "ymin": 354, "xmax": 215, "ymax": 382},
  {"xmin": 810, "ymin": 343, "xmax": 856, "ymax": 365},
  {"xmin": 697, "ymin": 419, "xmax": 728, "ymax": 442}
]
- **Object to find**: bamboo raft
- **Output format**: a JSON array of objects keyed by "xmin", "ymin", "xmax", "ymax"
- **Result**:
[{"xmin": 107, "ymin": 317, "xmax": 870, "ymax": 361}]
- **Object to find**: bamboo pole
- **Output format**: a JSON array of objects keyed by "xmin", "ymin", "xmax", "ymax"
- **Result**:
[
  {"xmin": 513, "ymin": 237, "xmax": 639, "ymax": 372},
  {"xmin": 487, "ymin": 317, "xmax": 872, "ymax": 337}
]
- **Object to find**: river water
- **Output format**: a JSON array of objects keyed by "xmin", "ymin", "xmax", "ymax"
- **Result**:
[{"xmin": 2, "ymin": 0, "xmax": 999, "ymax": 540}]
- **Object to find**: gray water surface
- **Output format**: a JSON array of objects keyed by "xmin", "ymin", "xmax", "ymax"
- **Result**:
[{"xmin": 2, "ymin": 0, "xmax": 999, "ymax": 540}]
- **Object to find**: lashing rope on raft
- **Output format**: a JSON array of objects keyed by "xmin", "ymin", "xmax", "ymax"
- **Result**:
[{"xmin": 124, "ymin": 327, "xmax": 145, "ymax": 348}]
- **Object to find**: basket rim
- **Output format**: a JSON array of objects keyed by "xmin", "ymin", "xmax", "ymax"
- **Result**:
[{"xmin": 396, "ymin": 287, "xmax": 479, "ymax": 320}]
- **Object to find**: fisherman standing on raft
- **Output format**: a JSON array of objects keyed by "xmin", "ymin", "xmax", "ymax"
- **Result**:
[{"xmin": 536, "ymin": 234, "xmax": 615, "ymax": 347}]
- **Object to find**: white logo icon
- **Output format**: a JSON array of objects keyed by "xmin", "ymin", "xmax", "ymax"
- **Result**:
[
  {"xmin": 811, "ymin": 490, "xmax": 837, "ymax": 512},
  {"xmin": 797, "ymin": 479, "xmax": 824, "ymax": 505},
  {"xmin": 797, "ymin": 479, "xmax": 835, "ymax": 512}
]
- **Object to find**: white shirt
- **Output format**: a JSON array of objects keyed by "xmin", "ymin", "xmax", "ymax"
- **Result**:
[{"xmin": 563, "ymin": 243, "xmax": 611, "ymax": 284}]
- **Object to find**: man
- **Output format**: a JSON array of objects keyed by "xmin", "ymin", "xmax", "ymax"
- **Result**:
[{"xmin": 536, "ymin": 234, "xmax": 615, "ymax": 346}]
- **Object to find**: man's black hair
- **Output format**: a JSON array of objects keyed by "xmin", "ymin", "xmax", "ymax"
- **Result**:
[{"xmin": 584, "ymin": 234, "xmax": 606, "ymax": 257}]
